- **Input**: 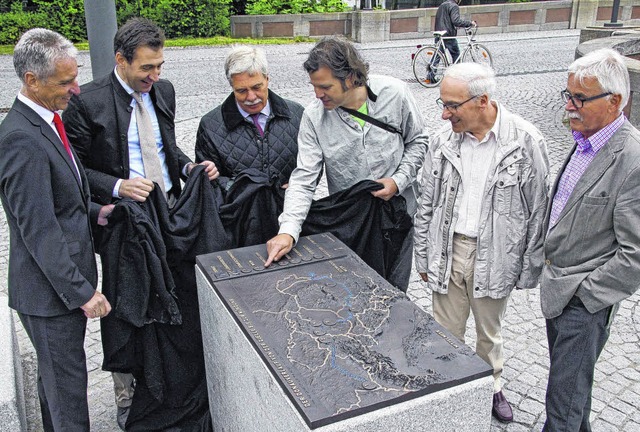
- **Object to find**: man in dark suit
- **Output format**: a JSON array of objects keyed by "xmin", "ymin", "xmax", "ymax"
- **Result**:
[
  {"xmin": 0, "ymin": 28, "xmax": 113, "ymax": 431},
  {"xmin": 62, "ymin": 18, "xmax": 217, "ymax": 429},
  {"xmin": 63, "ymin": 18, "xmax": 218, "ymax": 208}
]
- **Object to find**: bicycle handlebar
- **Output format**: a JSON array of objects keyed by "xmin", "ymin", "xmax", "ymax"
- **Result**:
[
  {"xmin": 434, "ymin": 25, "xmax": 478, "ymax": 39},
  {"xmin": 464, "ymin": 25, "xmax": 478, "ymax": 37}
]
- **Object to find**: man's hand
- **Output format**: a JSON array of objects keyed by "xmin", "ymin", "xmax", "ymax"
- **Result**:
[
  {"xmin": 371, "ymin": 177, "xmax": 398, "ymax": 201},
  {"xmin": 265, "ymin": 234, "xmax": 294, "ymax": 267},
  {"xmin": 97, "ymin": 204, "xmax": 115, "ymax": 226},
  {"xmin": 189, "ymin": 161, "xmax": 219, "ymax": 181},
  {"xmin": 81, "ymin": 291, "xmax": 112, "ymax": 319},
  {"xmin": 119, "ymin": 177, "xmax": 154, "ymax": 202},
  {"xmin": 419, "ymin": 272, "xmax": 428, "ymax": 282}
]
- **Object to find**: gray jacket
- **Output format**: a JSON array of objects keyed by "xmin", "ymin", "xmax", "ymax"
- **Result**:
[
  {"xmin": 435, "ymin": 0, "xmax": 473, "ymax": 37},
  {"xmin": 279, "ymin": 75, "xmax": 428, "ymax": 242},
  {"xmin": 414, "ymin": 103, "xmax": 549, "ymax": 299},
  {"xmin": 541, "ymin": 119, "xmax": 640, "ymax": 319}
]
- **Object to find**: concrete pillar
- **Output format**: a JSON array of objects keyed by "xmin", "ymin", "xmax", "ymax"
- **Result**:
[
  {"xmin": 352, "ymin": 11, "xmax": 389, "ymax": 43},
  {"xmin": 572, "ymin": 0, "xmax": 599, "ymax": 30},
  {"xmin": 84, "ymin": 0, "xmax": 117, "ymax": 80}
]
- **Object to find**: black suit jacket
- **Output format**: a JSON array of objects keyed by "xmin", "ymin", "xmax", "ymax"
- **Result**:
[
  {"xmin": 62, "ymin": 72, "xmax": 192, "ymax": 204},
  {"xmin": 0, "ymin": 98, "xmax": 99, "ymax": 316}
]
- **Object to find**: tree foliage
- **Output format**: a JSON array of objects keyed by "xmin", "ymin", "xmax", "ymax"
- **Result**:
[
  {"xmin": 32, "ymin": 0, "xmax": 87, "ymax": 42},
  {"xmin": 246, "ymin": 0, "xmax": 349, "ymax": 15},
  {"xmin": 156, "ymin": 0, "xmax": 232, "ymax": 38},
  {"xmin": 116, "ymin": 0, "xmax": 231, "ymax": 37},
  {"xmin": 0, "ymin": 2, "xmax": 48, "ymax": 45},
  {"xmin": 0, "ymin": 0, "xmax": 234, "ymax": 44}
]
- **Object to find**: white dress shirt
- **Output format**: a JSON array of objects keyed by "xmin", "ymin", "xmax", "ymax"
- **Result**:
[
  {"xmin": 113, "ymin": 68, "xmax": 172, "ymax": 197},
  {"xmin": 454, "ymin": 116, "xmax": 500, "ymax": 237},
  {"xmin": 17, "ymin": 92, "xmax": 81, "ymax": 179}
]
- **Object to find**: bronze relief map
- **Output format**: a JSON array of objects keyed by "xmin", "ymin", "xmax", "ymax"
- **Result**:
[{"xmin": 196, "ymin": 233, "xmax": 492, "ymax": 428}]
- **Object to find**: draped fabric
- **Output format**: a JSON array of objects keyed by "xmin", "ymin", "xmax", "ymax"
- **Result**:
[{"xmin": 98, "ymin": 167, "xmax": 411, "ymax": 431}]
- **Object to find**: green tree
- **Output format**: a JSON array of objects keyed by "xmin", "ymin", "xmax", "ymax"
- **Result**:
[
  {"xmin": 155, "ymin": 0, "xmax": 232, "ymax": 38},
  {"xmin": 32, "ymin": 0, "xmax": 86, "ymax": 41},
  {"xmin": 116, "ymin": 0, "xmax": 162, "ymax": 25},
  {"xmin": 113, "ymin": 0, "xmax": 232, "ymax": 38},
  {"xmin": 0, "ymin": 2, "xmax": 48, "ymax": 44},
  {"xmin": 246, "ymin": 0, "xmax": 348, "ymax": 15}
]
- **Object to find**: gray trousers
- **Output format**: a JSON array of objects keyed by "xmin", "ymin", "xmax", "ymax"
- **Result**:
[
  {"xmin": 543, "ymin": 296, "xmax": 615, "ymax": 432},
  {"xmin": 113, "ymin": 372, "xmax": 135, "ymax": 408},
  {"xmin": 19, "ymin": 310, "xmax": 89, "ymax": 432}
]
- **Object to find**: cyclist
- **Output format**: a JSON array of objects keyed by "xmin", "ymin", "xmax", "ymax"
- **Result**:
[{"xmin": 435, "ymin": 0, "xmax": 476, "ymax": 63}]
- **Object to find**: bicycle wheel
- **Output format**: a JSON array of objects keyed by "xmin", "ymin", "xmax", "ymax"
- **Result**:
[
  {"xmin": 462, "ymin": 43, "xmax": 493, "ymax": 68},
  {"xmin": 412, "ymin": 45, "xmax": 447, "ymax": 88}
]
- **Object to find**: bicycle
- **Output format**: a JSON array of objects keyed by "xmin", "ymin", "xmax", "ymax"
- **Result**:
[{"xmin": 411, "ymin": 26, "xmax": 493, "ymax": 88}]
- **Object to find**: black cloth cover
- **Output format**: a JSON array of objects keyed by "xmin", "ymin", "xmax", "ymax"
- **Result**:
[{"xmin": 99, "ymin": 166, "xmax": 227, "ymax": 431}]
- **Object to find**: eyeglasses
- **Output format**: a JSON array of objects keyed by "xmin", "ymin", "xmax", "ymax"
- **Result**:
[
  {"xmin": 436, "ymin": 95, "xmax": 478, "ymax": 112},
  {"xmin": 561, "ymin": 90, "xmax": 611, "ymax": 109}
]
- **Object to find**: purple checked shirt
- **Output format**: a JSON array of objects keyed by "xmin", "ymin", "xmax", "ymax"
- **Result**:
[{"xmin": 549, "ymin": 114, "xmax": 625, "ymax": 228}]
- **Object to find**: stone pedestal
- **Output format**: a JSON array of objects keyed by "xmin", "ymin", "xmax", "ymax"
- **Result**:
[
  {"xmin": 196, "ymin": 234, "xmax": 493, "ymax": 431},
  {"xmin": 579, "ymin": 26, "xmax": 640, "ymax": 44}
]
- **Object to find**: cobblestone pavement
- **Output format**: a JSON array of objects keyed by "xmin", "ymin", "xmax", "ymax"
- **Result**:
[{"xmin": 1, "ymin": 29, "xmax": 639, "ymax": 431}]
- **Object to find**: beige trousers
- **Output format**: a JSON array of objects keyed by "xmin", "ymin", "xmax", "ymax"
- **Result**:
[{"xmin": 432, "ymin": 234, "xmax": 510, "ymax": 393}]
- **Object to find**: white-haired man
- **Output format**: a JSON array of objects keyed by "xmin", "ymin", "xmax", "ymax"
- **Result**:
[
  {"xmin": 195, "ymin": 45, "xmax": 304, "ymax": 187},
  {"xmin": 414, "ymin": 62, "xmax": 550, "ymax": 423},
  {"xmin": 541, "ymin": 48, "xmax": 640, "ymax": 431}
]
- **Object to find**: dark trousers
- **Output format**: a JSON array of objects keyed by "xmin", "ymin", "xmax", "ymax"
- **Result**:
[
  {"xmin": 19, "ymin": 310, "xmax": 90, "ymax": 432},
  {"xmin": 442, "ymin": 38, "xmax": 461, "ymax": 63},
  {"xmin": 542, "ymin": 296, "xmax": 614, "ymax": 432}
]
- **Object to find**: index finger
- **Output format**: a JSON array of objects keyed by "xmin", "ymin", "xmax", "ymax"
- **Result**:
[{"xmin": 264, "ymin": 244, "xmax": 283, "ymax": 267}]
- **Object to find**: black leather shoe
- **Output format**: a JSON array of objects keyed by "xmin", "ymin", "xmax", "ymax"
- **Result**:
[
  {"xmin": 492, "ymin": 390, "xmax": 513, "ymax": 423},
  {"xmin": 117, "ymin": 406, "xmax": 130, "ymax": 431}
]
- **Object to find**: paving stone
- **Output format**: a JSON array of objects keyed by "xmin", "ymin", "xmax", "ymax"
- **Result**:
[
  {"xmin": 609, "ymin": 399, "xmax": 636, "ymax": 423},
  {"xmin": 591, "ymin": 418, "xmax": 623, "ymax": 432},
  {"xmin": 593, "ymin": 387, "xmax": 617, "ymax": 405},
  {"xmin": 599, "ymin": 378, "xmax": 627, "ymax": 396},
  {"xmin": 591, "ymin": 397, "xmax": 607, "ymax": 415},
  {"xmin": 600, "ymin": 407, "xmax": 629, "ymax": 427},
  {"xmin": 518, "ymin": 398, "xmax": 545, "ymax": 416},
  {"xmin": 618, "ymin": 389, "xmax": 639, "ymax": 407},
  {"xmin": 623, "ymin": 421, "xmax": 640, "ymax": 432}
]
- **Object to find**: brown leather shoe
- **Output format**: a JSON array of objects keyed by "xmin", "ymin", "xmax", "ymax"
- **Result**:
[{"xmin": 492, "ymin": 390, "xmax": 513, "ymax": 423}]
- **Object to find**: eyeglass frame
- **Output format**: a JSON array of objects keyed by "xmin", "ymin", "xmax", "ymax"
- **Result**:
[
  {"xmin": 436, "ymin": 95, "xmax": 478, "ymax": 112},
  {"xmin": 561, "ymin": 89, "xmax": 612, "ymax": 109}
]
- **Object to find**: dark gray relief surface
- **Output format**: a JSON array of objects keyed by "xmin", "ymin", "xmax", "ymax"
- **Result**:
[{"xmin": 197, "ymin": 233, "xmax": 492, "ymax": 429}]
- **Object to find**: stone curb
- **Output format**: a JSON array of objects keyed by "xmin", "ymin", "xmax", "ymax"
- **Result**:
[{"xmin": 0, "ymin": 295, "xmax": 27, "ymax": 432}]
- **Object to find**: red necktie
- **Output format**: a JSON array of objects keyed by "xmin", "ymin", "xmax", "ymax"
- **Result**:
[
  {"xmin": 251, "ymin": 113, "xmax": 264, "ymax": 137},
  {"xmin": 52, "ymin": 112, "xmax": 74, "ymax": 161}
]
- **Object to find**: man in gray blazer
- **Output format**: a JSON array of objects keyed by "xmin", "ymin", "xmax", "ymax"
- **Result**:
[
  {"xmin": 542, "ymin": 48, "xmax": 640, "ymax": 431},
  {"xmin": 0, "ymin": 28, "xmax": 113, "ymax": 431}
]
